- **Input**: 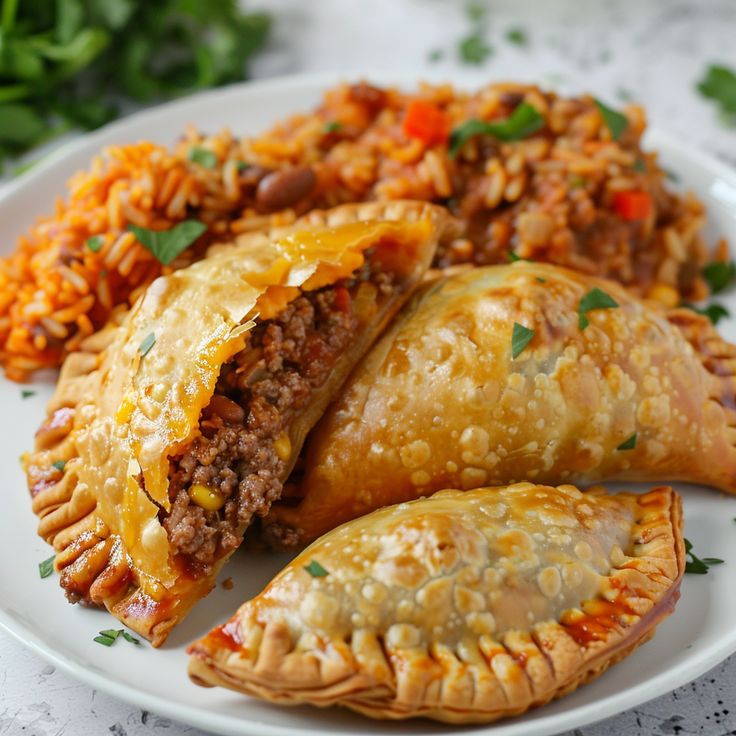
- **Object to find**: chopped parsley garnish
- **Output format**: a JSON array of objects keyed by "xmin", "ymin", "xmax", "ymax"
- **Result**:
[
  {"xmin": 570, "ymin": 175, "xmax": 586, "ymax": 189},
  {"xmin": 323, "ymin": 121, "xmax": 343, "ymax": 133},
  {"xmin": 616, "ymin": 87, "xmax": 633, "ymax": 102},
  {"xmin": 138, "ymin": 332, "xmax": 156, "ymax": 357},
  {"xmin": 616, "ymin": 433, "xmax": 637, "ymax": 451},
  {"xmin": 465, "ymin": 2, "xmax": 486, "ymax": 23},
  {"xmin": 188, "ymin": 147, "xmax": 218, "ymax": 169},
  {"xmin": 536, "ymin": 277, "xmax": 546, "ymax": 283},
  {"xmin": 594, "ymin": 99, "xmax": 628, "ymax": 141},
  {"xmin": 633, "ymin": 157, "xmax": 646, "ymax": 173},
  {"xmin": 664, "ymin": 168, "xmax": 680, "ymax": 183},
  {"xmin": 128, "ymin": 220, "xmax": 206, "ymax": 266},
  {"xmin": 122, "ymin": 631, "xmax": 141, "ymax": 645},
  {"xmin": 684, "ymin": 538, "xmax": 724, "ymax": 575},
  {"xmin": 52, "ymin": 460, "xmax": 66, "ymax": 472},
  {"xmin": 511, "ymin": 322, "xmax": 535, "ymax": 359},
  {"xmin": 94, "ymin": 628, "xmax": 141, "ymax": 646},
  {"xmin": 459, "ymin": 34, "xmax": 492, "ymax": 64},
  {"xmin": 505, "ymin": 28, "xmax": 528, "ymax": 46},
  {"xmin": 235, "ymin": 161, "xmax": 251, "ymax": 172},
  {"xmin": 428, "ymin": 48, "xmax": 444, "ymax": 63},
  {"xmin": 21, "ymin": 389, "xmax": 36, "ymax": 399},
  {"xmin": 507, "ymin": 251, "xmax": 534, "ymax": 264},
  {"xmin": 682, "ymin": 302, "xmax": 730, "ymax": 326},
  {"xmin": 702, "ymin": 260, "xmax": 736, "ymax": 294},
  {"xmin": 697, "ymin": 65, "xmax": 736, "ymax": 124},
  {"xmin": 303, "ymin": 560, "xmax": 329, "ymax": 577},
  {"xmin": 86, "ymin": 235, "xmax": 104, "ymax": 253},
  {"xmin": 578, "ymin": 288, "xmax": 619, "ymax": 329},
  {"xmin": 38, "ymin": 555, "xmax": 55, "ymax": 579},
  {"xmin": 449, "ymin": 104, "xmax": 544, "ymax": 157}
]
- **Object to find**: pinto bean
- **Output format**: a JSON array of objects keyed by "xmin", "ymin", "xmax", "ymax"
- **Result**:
[
  {"xmin": 256, "ymin": 167, "xmax": 316, "ymax": 211},
  {"xmin": 204, "ymin": 395, "xmax": 245, "ymax": 425}
]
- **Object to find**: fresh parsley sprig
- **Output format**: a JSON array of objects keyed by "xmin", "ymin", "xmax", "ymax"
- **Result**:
[
  {"xmin": 449, "ymin": 104, "xmax": 545, "ymax": 157},
  {"xmin": 304, "ymin": 560, "xmax": 329, "ymax": 578},
  {"xmin": 94, "ymin": 628, "xmax": 141, "ymax": 647},
  {"xmin": 684, "ymin": 538, "xmax": 724, "ymax": 575},
  {"xmin": 0, "ymin": 1, "xmax": 270, "ymax": 172},
  {"xmin": 511, "ymin": 322, "xmax": 535, "ymax": 359},
  {"xmin": 128, "ymin": 220, "xmax": 206, "ymax": 266},
  {"xmin": 578, "ymin": 288, "xmax": 619, "ymax": 330}
]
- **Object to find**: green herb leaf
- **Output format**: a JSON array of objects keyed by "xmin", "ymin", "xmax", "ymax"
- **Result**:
[
  {"xmin": 99, "ymin": 628, "xmax": 122, "ymax": 641},
  {"xmin": 323, "ymin": 121, "xmax": 343, "ymax": 133},
  {"xmin": 86, "ymin": 235, "xmax": 104, "ymax": 253},
  {"xmin": 698, "ymin": 65, "xmax": 736, "ymax": 123},
  {"xmin": 702, "ymin": 261, "xmax": 736, "ymax": 294},
  {"xmin": 449, "ymin": 104, "xmax": 544, "ymax": 157},
  {"xmin": 682, "ymin": 301, "xmax": 730, "ymax": 326},
  {"xmin": 458, "ymin": 34, "xmax": 492, "ymax": 65},
  {"xmin": 188, "ymin": 147, "xmax": 218, "ymax": 169},
  {"xmin": 616, "ymin": 433, "xmax": 637, "ymax": 451},
  {"xmin": 121, "ymin": 631, "xmax": 140, "ymax": 645},
  {"xmin": 684, "ymin": 538, "xmax": 725, "ymax": 575},
  {"xmin": 93, "ymin": 633, "xmax": 117, "ymax": 646},
  {"xmin": 138, "ymin": 332, "xmax": 155, "ymax": 357},
  {"xmin": 235, "ymin": 161, "xmax": 251, "ymax": 172},
  {"xmin": 536, "ymin": 277, "xmax": 546, "ymax": 283},
  {"xmin": 304, "ymin": 560, "xmax": 329, "ymax": 577},
  {"xmin": 21, "ymin": 389, "xmax": 36, "ymax": 399},
  {"xmin": 578, "ymin": 288, "xmax": 619, "ymax": 329},
  {"xmin": 465, "ymin": 1, "xmax": 486, "ymax": 23},
  {"xmin": 511, "ymin": 322, "xmax": 535, "ymax": 359},
  {"xmin": 594, "ymin": 99, "xmax": 628, "ymax": 141},
  {"xmin": 0, "ymin": 103, "xmax": 46, "ymax": 146},
  {"xmin": 633, "ymin": 157, "xmax": 646, "ymax": 173},
  {"xmin": 506, "ymin": 251, "xmax": 534, "ymax": 263},
  {"xmin": 38, "ymin": 555, "xmax": 55, "ymax": 579},
  {"xmin": 428, "ymin": 48, "xmax": 443, "ymax": 63},
  {"xmin": 505, "ymin": 28, "xmax": 528, "ymax": 46},
  {"xmin": 52, "ymin": 460, "xmax": 66, "ymax": 472},
  {"xmin": 128, "ymin": 220, "xmax": 206, "ymax": 265}
]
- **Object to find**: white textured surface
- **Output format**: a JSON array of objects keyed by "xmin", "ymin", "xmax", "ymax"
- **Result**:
[{"xmin": 2, "ymin": 1, "xmax": 736, "ymax": 735}]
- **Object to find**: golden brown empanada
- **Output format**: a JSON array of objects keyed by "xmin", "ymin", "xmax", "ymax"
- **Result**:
[
  {"xmin": 267, "ymin": 262, "xmax": 736, "ymax": 545},
  {"xmin": 189, "ymin": 483, "xmax": 684, "ymax": 723},
  {"xmin": 25, "ymin": 201, "xmax": 455, "ymax": 645}
]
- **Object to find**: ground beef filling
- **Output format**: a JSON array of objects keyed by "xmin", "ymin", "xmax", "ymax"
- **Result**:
[{"xmin": 162, "ymin": 270, "xmax": 393, "ymax": 576}]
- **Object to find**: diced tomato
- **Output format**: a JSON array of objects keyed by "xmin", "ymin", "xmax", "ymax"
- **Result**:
[
  {"xmin": 613, "ymin": 190, "xmax": 653, "ymax": 221},
  {"xmin": 402, "ymin": 99, "xmax": 449, "ymax": 146},
  {"xmin": 333, "ymin": 285, "xmax": 351, "ymax": 313}
]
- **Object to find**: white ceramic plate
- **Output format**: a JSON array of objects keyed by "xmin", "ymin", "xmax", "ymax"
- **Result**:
[{"xmin": 2, "ymin": 73, "xmax": 736, "ymax": 736}]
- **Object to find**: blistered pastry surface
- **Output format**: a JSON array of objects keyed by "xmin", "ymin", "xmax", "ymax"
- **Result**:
[
  {"xmin": 275, "ymin": 262, "xmax": 736, "ymax": 541},
  {"xmin": 189, "ymin": 483, "xmax": 684, "ymax": 723},
  {"xmin": 28, "ymin": 200, "xmax": 452, "ymax": 640}
]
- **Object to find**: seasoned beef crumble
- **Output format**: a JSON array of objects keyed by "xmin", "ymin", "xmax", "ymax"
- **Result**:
[{"xmin": 162, "ymin": 268, "xmax": 392, "ymax": 576}]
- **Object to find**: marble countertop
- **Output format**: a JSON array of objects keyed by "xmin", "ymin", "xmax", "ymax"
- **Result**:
[{"xmin": 2, "ymin": 1, "xmax": 736, "ymax": 734}]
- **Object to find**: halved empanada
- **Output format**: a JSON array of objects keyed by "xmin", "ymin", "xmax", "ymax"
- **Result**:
[
  {"xmin": 267, "ymin": 262, "xmax": 736, "ymax": 545},
  {"xmin": 189, "ymin": 483, "xmax": 684, "ymax": 723},
  {"xmin": 25, "ymin": 201, "xmax": 455, "ymax": 645}
]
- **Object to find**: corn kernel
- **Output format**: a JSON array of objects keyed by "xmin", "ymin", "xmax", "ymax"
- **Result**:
[
  {"xmin": 189, "ymin": 484, "xmax": 225, "ymax": 511},
  {"xmin": 647, "ymin": 283, "xmax": 679, "ymax": 309},
  {"xmin": 274, "ymin": 432, "xmax": 292, "ymax": 462}
]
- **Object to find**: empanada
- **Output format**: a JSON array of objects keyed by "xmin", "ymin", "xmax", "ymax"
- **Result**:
[
  {"xmin": 189, "ymin": 483, "xmax": 684, "ymax": 723},
  {"xmin": 267, "ymin": 262, "xmax": 736, "ymax": 546},
  {"xmin": 26, "ymin": 201, "xmax": 455, "ymax": 645}
]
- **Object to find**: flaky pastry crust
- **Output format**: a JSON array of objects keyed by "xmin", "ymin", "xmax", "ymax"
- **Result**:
[
  {"xmin": 25, "ymin": 201, "xmax": 455, "ymax": 645},
  {"xmin": 189, "ymin": 483, "xmax": 684, "ymax": 723},
  {"xmin": 268, "ymin": 263, "xmax": 736, "ymax": 544}
]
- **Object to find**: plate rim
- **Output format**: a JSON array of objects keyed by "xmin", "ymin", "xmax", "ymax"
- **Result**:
[{"xmin": 1, "ymin": 70, "xmax": 735, "ymax": 736}]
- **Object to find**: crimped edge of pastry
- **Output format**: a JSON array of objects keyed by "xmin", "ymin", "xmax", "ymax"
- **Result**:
[
  {"xmin": 187, "ymin": 485, "xmax": 684, "ymax": 723},
  {"xmin": 25, "ymin": 200, "xmax": 460, "ymax": 646}
]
